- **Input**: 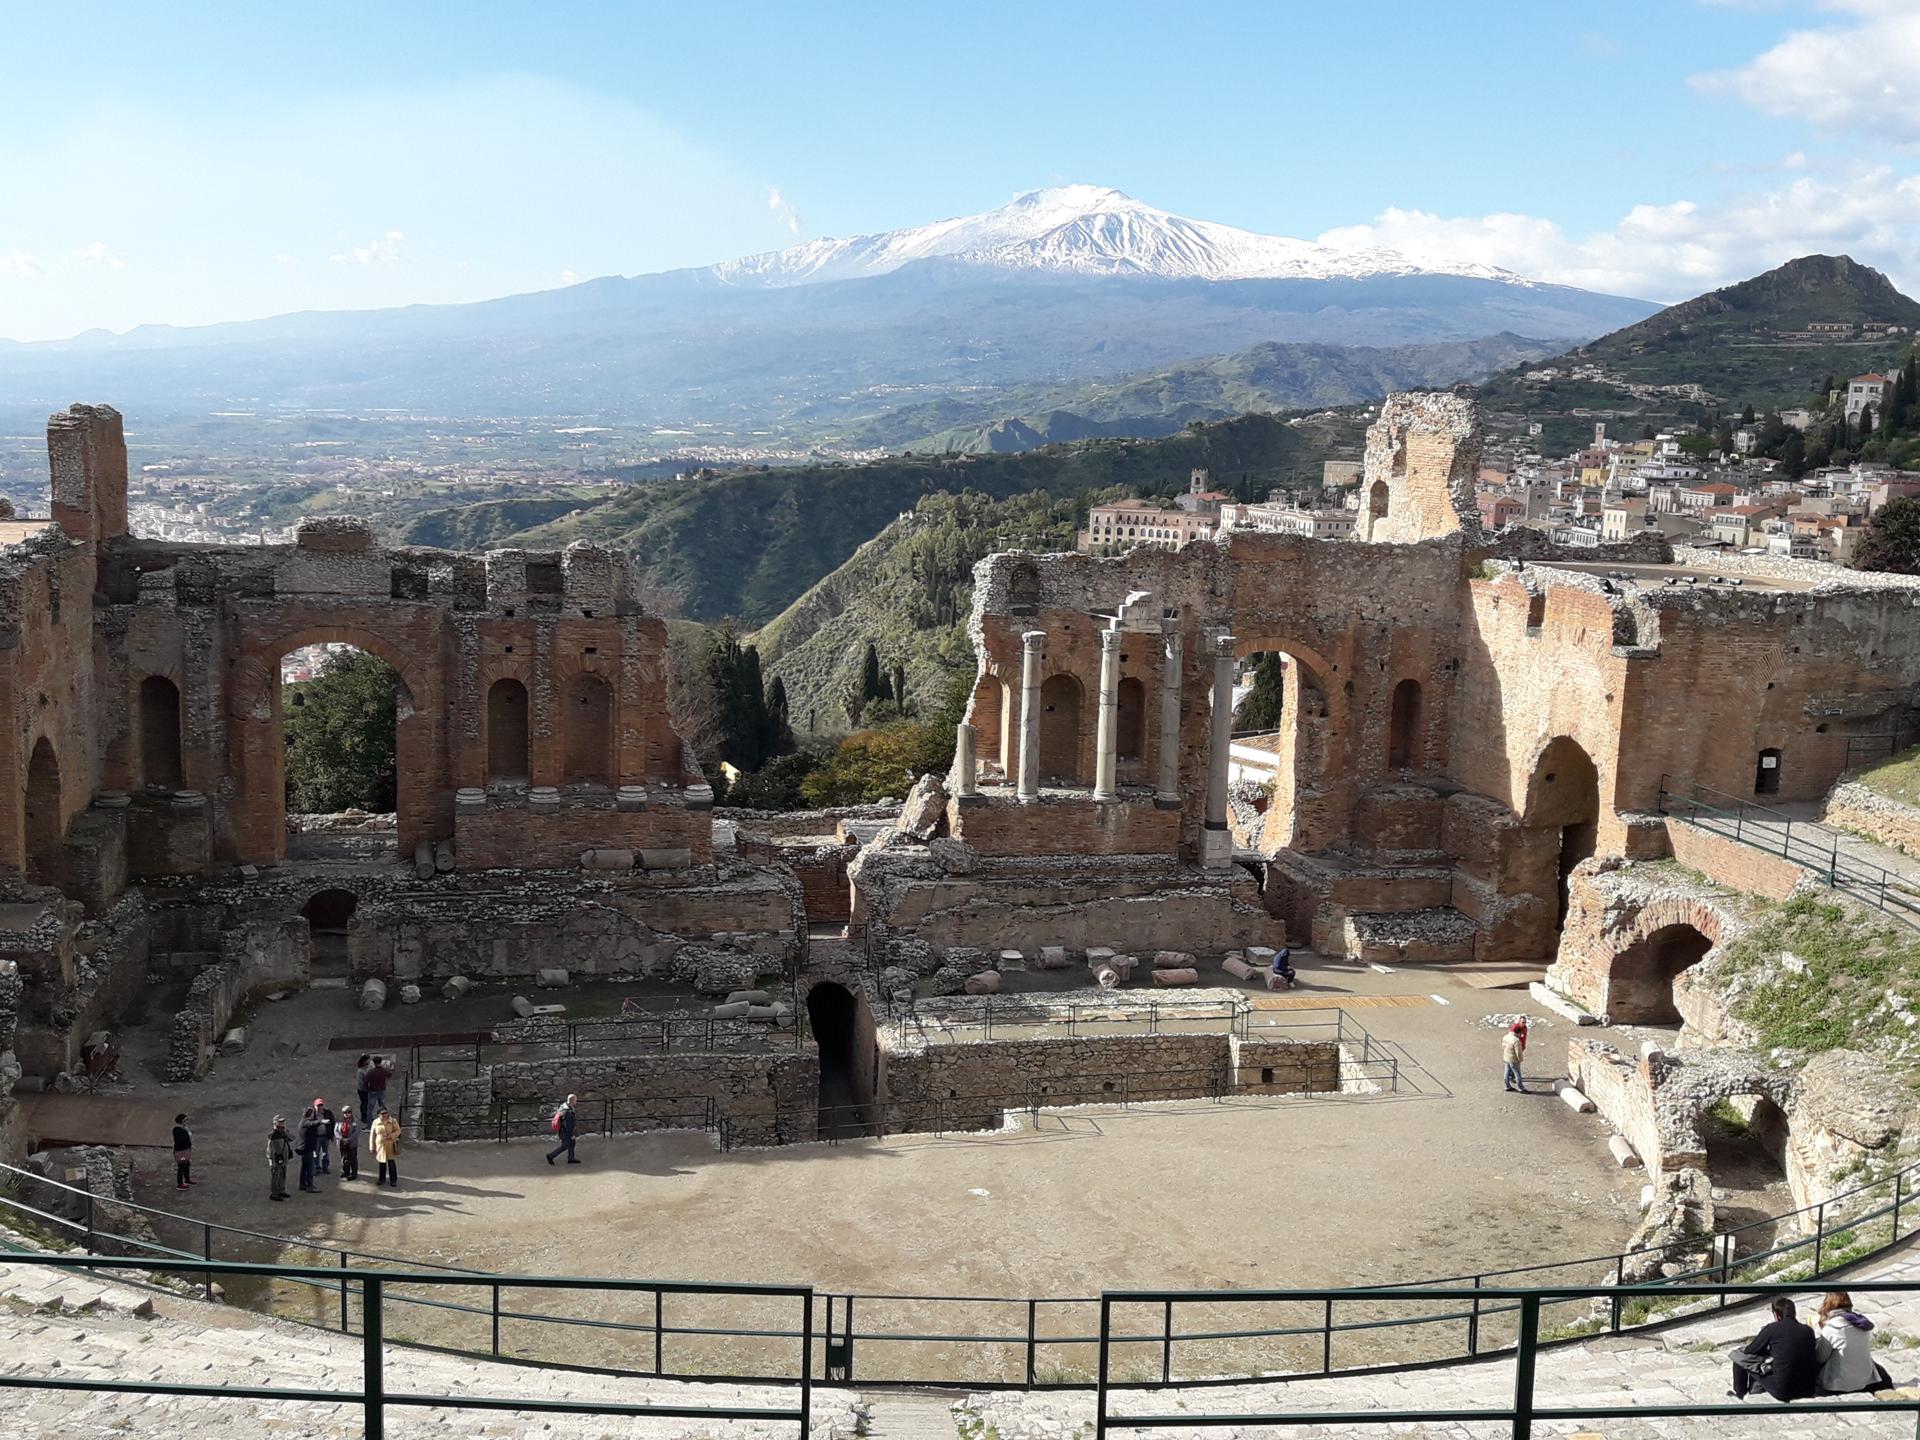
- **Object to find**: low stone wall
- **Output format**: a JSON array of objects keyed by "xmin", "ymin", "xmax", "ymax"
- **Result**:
[
  {"xmin": 455, "ymin": 798, "xmax": 714, "ymax": 870},
  {"xmin": 166, "ymin": 962, "xmax": 243, "ymax": 1082},
  {"xmin": 1666, "ymin": 820, "xmax": 1810, "ymax": 901},
  {"xmin": 948, "ymin": 793, "xmax": 1182, "ymax": 858},
  {"xmin": 1823, "ymin": 779, "xmax": 1920, "ymax": 862}
]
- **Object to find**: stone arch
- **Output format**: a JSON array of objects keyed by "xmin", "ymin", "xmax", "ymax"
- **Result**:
[
  {"xmin": 1233, "ymin": 637, "xmax": 1338, "ymax": 852},
  {"xmin": 1387, "ymin": 677, "xmax": 1423, "ymax": 771},
  {"xmin": 24, "ymin": 736, "xmax": 63, "ymax": 888},
  {"xmin": 1038, "ymin": 673, "xmax": 1083, "ymax": 784},
  {"xmin": 138, "ymin": 674, "xmax": 184, "ymax": 789},
  {"xmin": 806, "ymin": 980, "xmax": 877, "ymax": 1139},
  {"xmin": 486, "ymin": 678, "xmax": 531, "ymax": 784},
  {"xmin": 562, "ymin": 671, "xmax": 613, "ymax": 785},
  {"xmin": 1366, "ymin": 478, "xmax": 1391, "ymax": 540},
  {"xmin": 1611, "ymin": 922, "xmax": 1716, "ymax": 1024},
  {"xmin": 970, "ymin": 672, "xmax": 1006, "ymax": 778},
  {"xmin": 1524, "ymin": 736, "xmax": 1600, "ymax": 934},
  {"xmin": 302, "ymin": 887, "xmax": 359, "ymax": 977},
  {"xmin": 1116, "ymin": 676, "xmax": 1147, "ymax": 761}
]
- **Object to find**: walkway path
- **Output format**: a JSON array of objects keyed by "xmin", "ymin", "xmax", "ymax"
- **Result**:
[{"xmin": 1678, "ymin": 800, "xmax": 1920, "ymax": 926}]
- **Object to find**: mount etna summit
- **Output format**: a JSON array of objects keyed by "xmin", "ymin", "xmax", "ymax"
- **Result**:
[{"xmin": 0, "ymin": 187, "xmax": 1655, "ymax": 443}]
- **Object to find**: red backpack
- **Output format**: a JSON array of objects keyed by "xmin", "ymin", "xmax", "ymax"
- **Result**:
[{"xmin": 550, "ymin": 1106, "xmax": 563, "ymax": 1134}]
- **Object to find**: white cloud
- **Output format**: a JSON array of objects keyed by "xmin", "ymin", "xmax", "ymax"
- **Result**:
[
  {"xmin": 559, "ymin": 269, "xmax": 579, "ymax": 286},
  {"xmin": 71, "ymin": 241, "xmax": 125, "ymax": 271},
  {"xmin": 0, "ymin": 249, "xmax": 47, "ymax": 280},
  {"xmin": 329, "ymin": 230, "xmax": 407, "ymax": 267},
  {"xmin": 1692, "ymin": 1, "xmax": 1920, "ymax": 142},
  {"xmin": 273, "ymin": 252, "xmax": 299, "ymax": 267},
  {"xmin": 767, "ymin": 186, "xmax": 802, "ymax": 237},
  {"xmin": 1316, "ymin": 164, "xmax": 1920, "ymax": 301}
]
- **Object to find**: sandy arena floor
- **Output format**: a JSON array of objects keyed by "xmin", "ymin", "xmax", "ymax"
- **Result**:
[{"xmin": 77, "ymin": 953, "xmax": 1679, "ymax": 1382}]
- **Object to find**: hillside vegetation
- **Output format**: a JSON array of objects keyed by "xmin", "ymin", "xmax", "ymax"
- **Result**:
[
  {"xmin": 750, "ymin": 489, "xmax": 1107, "ymax": 728},
  {"xmin": 502, "ymin": 410, "xmax": 1360, "ymax": 623}
]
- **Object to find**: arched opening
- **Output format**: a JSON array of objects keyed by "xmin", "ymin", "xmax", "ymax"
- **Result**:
[
  {"xmin": 1754, "ymin": 746, "xmax": 1782, "ymax": 796},
  {"xmin": 302, "ymin": 888, "xmax": 359, "ymax": 978},
  {"xmin": 1369, "ymin": 480, "xmax": 1390, "ymax": 520},
  {"xmin": 806, "ymin": 981, "xmax": 877, "ymax": 1139},
  {"xmin": 283, "ymin": 645, "xmax": 403, "ymax": 817},
  {"xmin": 1524, "ymin": 737, "xmax": 1601, "ymax": 933},
  {"xmin": 563, "ymin": 673, "xmax": 613, "ymax": 785},
  {"xmin": 1387, "ymin": 678, "xmax": 1423, "ymax": 771},
  {"xmin": 139, "ymin": 676, "xmax": 184, "ymax": 789},
  {"xmin": 1233, "ymin": 644, "xmax": 1334, "ymax": 854},
  {"xmin": 24, "ymin": 737, "xmax": 63, "ymax": 888},
  {"xmin": 1702, "ymin": 1093, "xmax": 1792, "ymax": 1252},
  {"xmin": 1609, "ymin": 922, "xmax": 1714, "ymax": 1024},
  {"xmin": 486, "ymin": 678, "xmax": 530, "ymax": 784},
  {"xmin": 1038, "ymin": 673, "xmax": 1082, "ymax": 784},
  {"xmin": 970, "ymin": 674, "xmax": 1004, "ymax": 780},
  {"xmin": 1116, "ymin": 676, "xmax": 1146, "ymax": 762}
]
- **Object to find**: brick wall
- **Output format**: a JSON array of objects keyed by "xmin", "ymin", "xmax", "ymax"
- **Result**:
[
  {"xmin": 1666, "ymin": 820, "xmax": 1809, "ymax": 901},
  {"xmin": 454, "ymin": 799, "xmax": 712, "ymax": 869},
  {"xmin": 950, "ymin": 794, "xmax": 1180, "ymax": 857}
]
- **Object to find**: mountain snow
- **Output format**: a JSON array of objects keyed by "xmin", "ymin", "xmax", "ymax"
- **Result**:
[{"xmin": 710, "ymin": 185, "xmax": 1532, "ymax": 289}]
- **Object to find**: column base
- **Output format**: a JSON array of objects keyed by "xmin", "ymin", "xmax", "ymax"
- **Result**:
[
  {"xmin": 1153, "ymin": 796, "xmax": 1183, "ymax": 811},
  {"xmin": 1092, "ymin": 789, "xmax": 1119, "ymax": 803},
  {"xmin": 954, "ymin": 793, "xmax": 988, "ymax": 808},
  {"xmin": 1201, "ymin": 824, "xmax": 1233, "ymax": 868}
]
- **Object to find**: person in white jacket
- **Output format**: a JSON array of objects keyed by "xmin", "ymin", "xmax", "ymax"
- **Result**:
[{"xmin": 1815, "ymin": 1290, "xmax": 1886, "ymax": 1394}]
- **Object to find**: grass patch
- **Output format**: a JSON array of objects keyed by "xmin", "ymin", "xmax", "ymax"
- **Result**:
[
  {"xmin": 1716, "ymin": 895, "xmax": 1920, "ymax": 1053},
  {"xmin": 1705, "ymin": 1099, "xmax": 1751, "ymax": 1138},
  {"xmin": 1855, "ymin": 745, "xmax": 1920, "ymax": 809}
]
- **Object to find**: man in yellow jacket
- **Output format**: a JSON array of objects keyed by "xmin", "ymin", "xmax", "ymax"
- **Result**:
[{"xmin": 370, "ymin": 1106, "xmax": 402, "ymax": 1188}]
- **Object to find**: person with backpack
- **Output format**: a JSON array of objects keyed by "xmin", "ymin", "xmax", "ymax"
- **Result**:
[
  {"xmin": 355, "ymin": 1054, "xmax": 374, "ymax": 1125},
  {"xmin": 172, "ymin": 1113, "xmax": 195, "ymax": 1190},
  {"xmin": 337, "ymin": 1108, "xmax": 360, "ymax": 1180},
  {"xmin": 297, "ymin": 1106, "xmax": 321, "ymax": 1192},
  {"xmin": 546, "ymin": 1093, "xmax": 580, "ymax": 1165},
  {"xmin": 364, "ymin": 1056, "xmax": 393, "ymax": 1121},
  {"xmin": 314, "ymin": 1097, "xmax": 336, "ymax": 1175},
  {"xmin": 370, "ymin": 1106, "xmax": 402, "ymax": 1187},
  {"xmin": 267, "ymin": 1116, "xmax": 294, "ymax": 1201}
]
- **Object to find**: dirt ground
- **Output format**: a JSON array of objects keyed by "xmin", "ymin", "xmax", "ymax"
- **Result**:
[{"xmin": 82, "ymin": 953, "xmax": 1663, "ymax": 1383}]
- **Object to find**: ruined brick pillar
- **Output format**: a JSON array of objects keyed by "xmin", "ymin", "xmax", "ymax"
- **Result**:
[
  {"xmin": 953, "ymin": 721, "xmax": 978, "ymax": 799},
  {"xmin": 1156, "ymin": 628, "xmax": 1183, "ymax": 810},
  {"xmin": 1016, "ymin": 630, "xmax": 1044, "ymax": 802},
  {"xmin": 1092, "ymin": 629, "xmax": 1121, "ymax": 801},
  {"xmin": 1203, "ymin": 631, "xmax": 1235, "ymax": 867}
]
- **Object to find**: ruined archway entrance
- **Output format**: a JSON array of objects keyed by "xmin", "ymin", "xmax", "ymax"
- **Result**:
[
  {"xmin": 302, "ymin": 888, "xmax": 359, "ymax": 978},
  {"xmin": 139, "ymin": 676, "xmax": 185, "ymax": 789},
  {"xmin": 1524, "ymin": 737, "xmax": 1600, "ymax": 936},
  {"xmin": 806, "ymin": 981, "xmax": 877, "ymax": 1139},
  {"xmin": 1038, "ymin": 674, "xmax": 1082, "ymax": 784},
  {"xmin": 1703, "ymin": 1093, "xmax": 1791, "ymax": 1252},
  {"xmin": 1234, "ymin": 641, "xmax": 1336, "ymax": 853},
  {"xmin": 24, "ymin": 737, "xmax": 63, "ymax": 889},
  {"xmin": 1387, "ymin": 679, "xmax": 1424, "ymax": 772},
  {"xmin": 274, "ymin": 641, "xmax": 414, "ymax": 852},
  {"xmin": 1610, "ymin": 923, "xmax": 1714, "ymax": 1025}
]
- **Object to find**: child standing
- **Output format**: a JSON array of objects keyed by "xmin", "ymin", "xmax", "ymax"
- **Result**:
[{"xmin": 337, "ymin": 1108, "xmax": 360, "ymax": 1180}]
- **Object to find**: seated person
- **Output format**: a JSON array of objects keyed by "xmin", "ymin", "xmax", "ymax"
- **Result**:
[
  {"xmin": 1814, "ymin": 1290, "xmax": 1889, "ymax": 1394},
  {"xmin": 1729, "ymin": 1297, "xmax": 1819, "ymax": 1403}
]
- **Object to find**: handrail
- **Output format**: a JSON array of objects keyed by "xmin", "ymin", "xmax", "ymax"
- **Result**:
[
  {"xmin": 1094, "ymin": 1278, "xmax": 1920, "ymax": 1439},
  {"xmin": 9, "ymin": 1132, "xmax": 1920, "ymax": 1389},
  {"xmin": 0, "ymin": 1253, "xmax": 814, "ymax": 1439}
]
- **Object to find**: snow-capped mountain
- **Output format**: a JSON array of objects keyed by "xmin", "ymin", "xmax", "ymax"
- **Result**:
[{"xmin": 711, "ymin": 185, "xmax": 1530, "ymax": 288}]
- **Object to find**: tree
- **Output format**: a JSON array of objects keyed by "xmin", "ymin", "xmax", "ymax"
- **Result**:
[
  {"xmin": 1855, "ymin": 496, "xmax": 1920, "ymax": 575},
  {"xmin": 1859, "ymin": 404, "xmax": 1876, "ymax": 437},
  {"xmin": 1640, "ymin": 423, "xmax": 1657, "ymax": 440},
  {"xmin": 1235, "ymin": 654, "xmax": 1287, "ymax": 731},
  {"xmin": 704, "ymin": 629, "xmax": 773, "ymax": 772},
  {"xmin": 801, "ymin": 721, "xmax": 956, "ymax": 807},
  {"xmin": 765, "ymin": 675, "xmax": 796, "ymax": 755},
  {"xmin": 860, "ymin": 643, "xmax": 885, "ymax": 703},
  {"xmin": 1740, "ymin": 404, "xmax": 1755, "ymax": 426},
  {"xmin": 725, "ymin": 751, "xmax": 817, "ymax": 811},
  {"xmin": 284, "ymin": 649, "xmax": 401, "ymax": 813},
  {"xmin": 1780, "ymin": 428, "xmax": 1807, "ymax": 478},
  {"xmin": 890, "ymin": 662, "xmax": 909, "ymax": 714}
]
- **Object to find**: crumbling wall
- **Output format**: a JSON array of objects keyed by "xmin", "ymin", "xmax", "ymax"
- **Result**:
[
  {"xmin": 1823, "ymin": 778, "xmax": 1920, "ymax": 861},
  {"xmin": 1359, "ymin": 391, "xmax": 1483, "ymax": 545}
]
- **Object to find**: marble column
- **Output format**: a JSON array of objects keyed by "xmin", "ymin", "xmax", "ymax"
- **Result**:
[
  {"xmin": 953, "ymin": 721, "xmax": 979, "ymax": 801},
  {"xmin": 1016, "ymin": 630, "xmax": 1044, "ymax": 802},
  {"xmin": 1092, "ymin": 630, "xmax": 1121, "ymax": 801},
  {"xmin": 1155, "ymin": 629, "xmax": 1183, "ymax": 810},
  {"xmin": 1203, "ymin": 630, "xmax": 1236, "ymax": 866}
]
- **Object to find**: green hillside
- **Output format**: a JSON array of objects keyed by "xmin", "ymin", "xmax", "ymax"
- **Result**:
[
  {"xmin": 504, "ymin": 410, "xmax": 1360, "ymax": 624},
  {"xmin": 400, "ymin": 494, "xmax": 602, "ymax": 549},
  {"xmin": 841, "ymin": 333, "xmax": 1563, "ymax": 453},
  {"xmin": 1475, "ymin": 255, "xmax": 1920, "ymax": 449},
  {"xmin": 749, "ymin": 489, "xmax": 1107, "ymax": 730}
]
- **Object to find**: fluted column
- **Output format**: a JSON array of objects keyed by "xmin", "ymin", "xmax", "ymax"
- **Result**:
[
  {"xmin": 1203, "ymin": 630, "xmax": 1236, "ymax": 867},
  {"xmin": 1156, "ymin": 628, "xmax": 1183, "ymax": 810},
  {"xmin": 1016, "ymin": 630, "xmax": 1044, "ymax": 802},
  {"xmin": 1092, "ymin": 630, "xmax": 1121, "ymax": 801}
]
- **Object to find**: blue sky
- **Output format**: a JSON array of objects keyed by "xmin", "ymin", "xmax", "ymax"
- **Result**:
[{"xmin": 2, "ymin": 0, "xmax": 1917, "ymax": 341}]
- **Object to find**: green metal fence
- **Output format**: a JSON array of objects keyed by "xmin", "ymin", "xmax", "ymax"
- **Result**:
[
  {"xmin": 1095, "ymin": 1279, "xmax": 1920, "ymax": 1440},
  {"xmin": 0, "ymin": 1252, "xmax": 813, "ymax": 1439}
]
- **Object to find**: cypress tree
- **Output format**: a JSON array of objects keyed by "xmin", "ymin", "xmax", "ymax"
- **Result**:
[
  {"xmin": 891, "ymin": 662, "xmax": 908, "ymax": 713},
  {"xmin": 861, "ymin": 643, "xmax": 884, "ymax": 702}
]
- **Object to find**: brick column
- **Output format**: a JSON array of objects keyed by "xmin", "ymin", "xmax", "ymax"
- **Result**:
[
  {"xmin": 1203, "ymin": 630, "xmax": 1236, "ymax": 867},
  {"xmin": 1093, "ymin": 629, "xmax": 1121, "ymax": 801},
  {"xmin": 1156, "ymin": 629, "xmax": 1183, "ymax": 810},
  {"xmin": 1016, "ymin": 630, "xmax": 1044, "ymax": 803}
]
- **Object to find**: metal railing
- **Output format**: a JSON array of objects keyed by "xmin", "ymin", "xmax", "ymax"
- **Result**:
[
  {"xmin": 6, "ymin": 1149, "xmax": 1920, "ymax": 1391},
  {"xmin": 1658, "ymin": 774, "xmax": 1920, "ymax": 926},
  {"xmin": 0, "ymin": 1253, "xmax": 812, "ymax": 1440},
  {"xmin": 1094, "ymin": 1278, "xmax": 1920, "ymax": 1439},
  {"xmin": 431, "ymin": 1094, "xmax": 720, "ymax": 1143}
]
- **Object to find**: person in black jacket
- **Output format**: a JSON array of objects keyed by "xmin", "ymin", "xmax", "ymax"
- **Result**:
[
  {"xmin": 171, "ymin": 1113, "xmax": 194, "ymax": 1190},
  {"xmin": 546, "ymin": 1094, "xmax": 581, "ymax": 1165},
  {"xmin": 1730, "ymin": 1297, "xmax": 1820, "ymax": 1401},
  {"xmin": 297, "ymin": 1106, "xmax": 321, "ymax": 1193}
]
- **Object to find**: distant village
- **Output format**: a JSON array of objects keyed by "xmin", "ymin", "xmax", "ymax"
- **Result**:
[{"xmin": 1079, "ymin": 368, "xmax": 1916, "ymax": 568}]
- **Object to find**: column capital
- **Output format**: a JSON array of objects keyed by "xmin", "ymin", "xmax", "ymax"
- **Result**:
[
  {"xmin": 1209, "ymin": 630, "xmax": 1237, "ymax": 659},
  {"xmin": 1098, "ymin": 628, "xmax": 1122, "ymax": 653},
  {"xmin": 1021, "ymin": 630, "xmax": 1046, "ymax": 653}
]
